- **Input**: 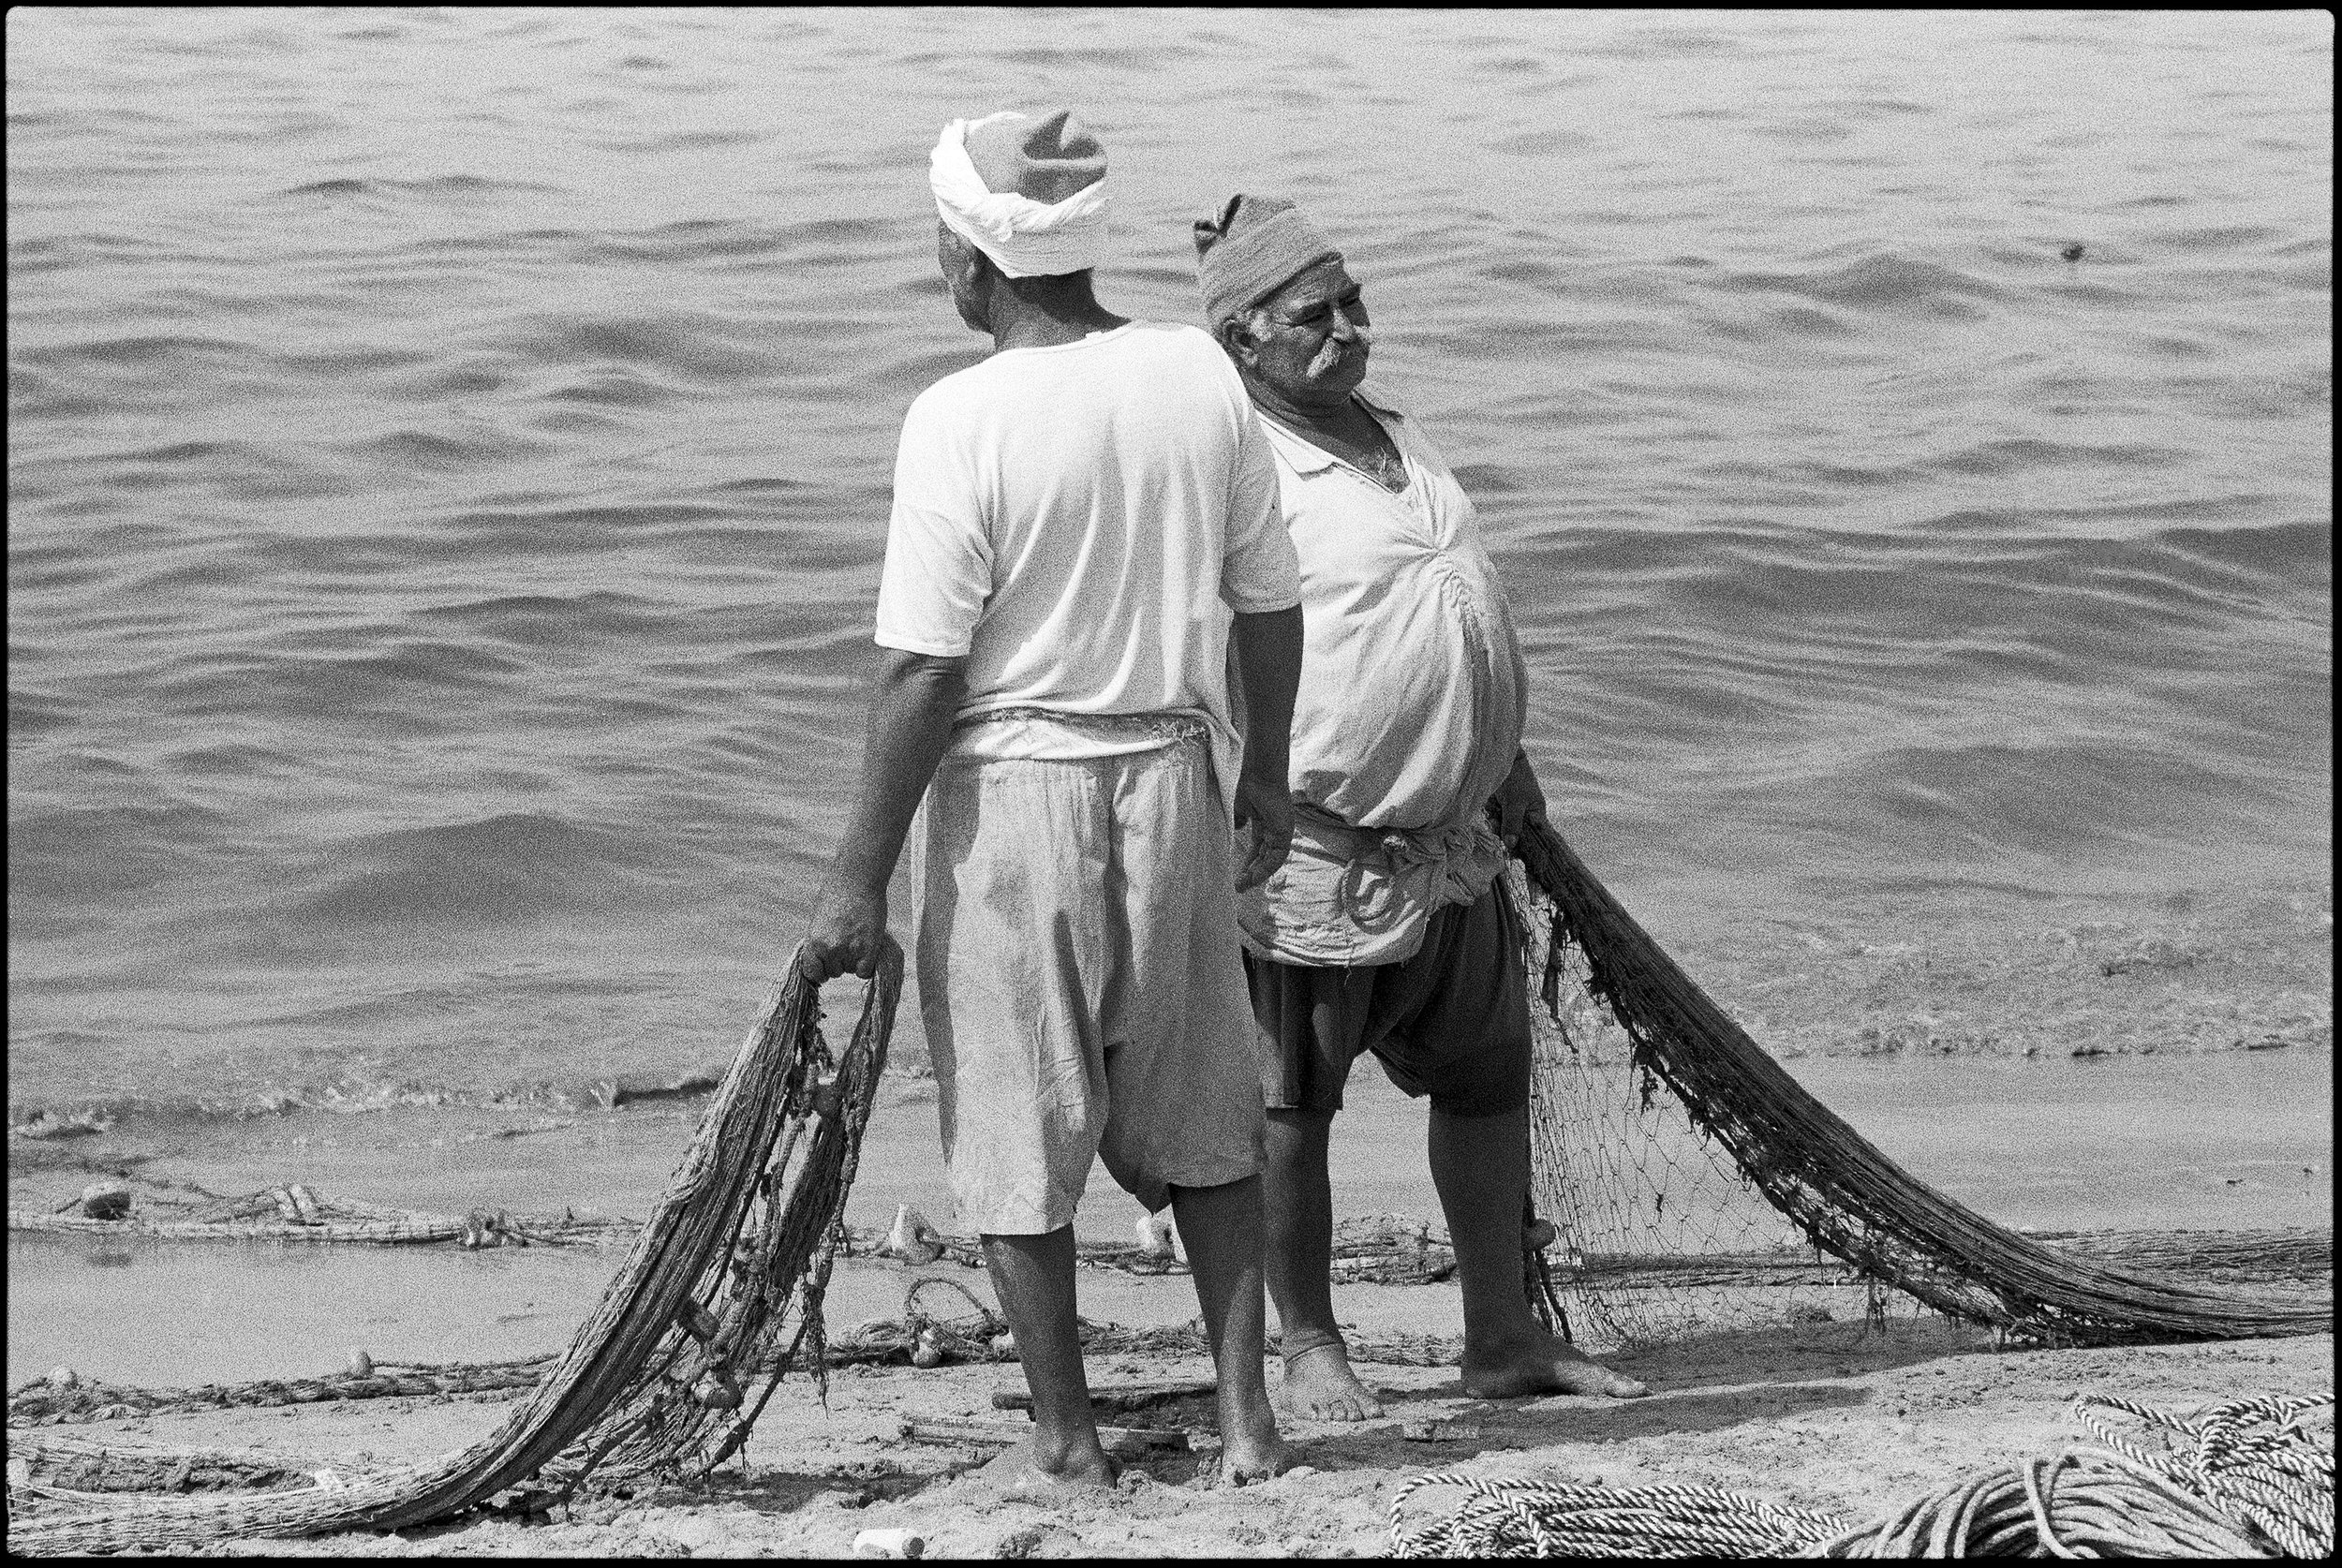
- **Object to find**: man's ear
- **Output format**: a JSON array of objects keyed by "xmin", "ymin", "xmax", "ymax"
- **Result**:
[
  {"xmin": 1216, "ymin": 316, "xmax": 1256, "ymax": 368},
  {"xmin": 940, "ymin": 226, "xmax": 988, "ymax": 288},
  {"xmin": 942, "ymin": 233, "xmax": 994, "ymax": 326},
  {"xmin": 966, "ymin": 245, "xmax": 1007, "ymax": 304}
]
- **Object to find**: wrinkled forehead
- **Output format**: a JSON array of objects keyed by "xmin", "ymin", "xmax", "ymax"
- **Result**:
[{"xmin": 1262, "ymin": 256, "xmax": 1359, "ymax": 317}]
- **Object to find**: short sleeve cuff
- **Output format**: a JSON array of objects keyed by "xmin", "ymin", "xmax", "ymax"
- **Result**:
[
  {"xmin": 1223, "ymin": 587, "xmax": 1303, "ymax": 614},
  {"xmin": 874, "ymin": 628, "xmax": 973, "ymax": 657}
]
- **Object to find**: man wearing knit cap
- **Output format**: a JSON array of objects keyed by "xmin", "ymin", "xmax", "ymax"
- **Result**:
[
  {"xmin": 1195, "ymin": 193, "xmax": 1649, "ymax": 1420},
  {"xmin": 805, "ymin": 115, "xmax": 1303, "ymax": 1489}
]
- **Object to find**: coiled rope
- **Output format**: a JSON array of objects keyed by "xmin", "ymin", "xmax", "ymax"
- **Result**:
[
  {"xmin": 1387, "ymin": 1392, "xmax": 2335, "ymax": 1558},
  {"xmin": 2070, "ymin": 1392, "xmax": 2335, "ymax": 1560}
]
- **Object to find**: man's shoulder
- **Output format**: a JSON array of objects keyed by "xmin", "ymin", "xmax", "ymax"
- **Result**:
[
  {"xmin": 911, "ymin": 321, "xmax": 1223, "ymax": 403},
  {"xmin": 1105, "ymin": 320, "xmax": 1235, "ymax": 383},
  {"xmin": 1121, "ymin": 318, "xmax": 1219, "ymax": 350},
  {"xmin": 903, "ymin": 355, "xmax": 995, "ymax": 426}
]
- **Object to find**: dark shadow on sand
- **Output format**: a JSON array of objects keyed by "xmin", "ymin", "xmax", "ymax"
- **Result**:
[
  {"xmin": 1597, "ymin": 1314, "xmax": 1998, "ymax": 1392},
  {"xmin": 602, "ymin": 1454, "xmax": 990, "ymax": 1520},
  {"xmin": 1280, "ymin": 1378, "xmax": 1872, "ymax": 1472}
]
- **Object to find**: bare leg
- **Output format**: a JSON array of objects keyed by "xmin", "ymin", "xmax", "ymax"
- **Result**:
[
  {"xmin": 1430, "ymin": 1102, "xmax": 1649, "ymax": 1400},
  {"xmin": 979, "ymin": 1227, "xmax": 1119, "ymax": 1489},
  {"xmin": 1262, "ymin": 1107, "xmax": 1384, "ymax": 1420},
  {"xmin": 1169, "ymin": 1174, "xmax": 1296, "ymax": 1481}
]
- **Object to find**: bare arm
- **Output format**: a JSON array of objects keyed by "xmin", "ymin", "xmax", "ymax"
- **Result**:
[
  {"xmin": 1490, "ymin": 746, "xmax": 1548, "ymax": 850},
  {"xmin": 801, "ymin": 648, "xmax": 967, "ymax": 980},
  {"xmin": 1230, "ymin": 604, "xmax": 1303, "ymax": 891}
]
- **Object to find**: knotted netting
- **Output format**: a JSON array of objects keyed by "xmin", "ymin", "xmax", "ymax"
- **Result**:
[
  {"xmin": 1513, "ymin": 857, "xmax": 1874, "ymax": 1350},
  {"xmin": 1508, "ymin": 818, "xmax": 2329, "ymax": 1352},
  {"xmin": 7, "ymin": 941, "xmax": 901, "ymax": 1557}
]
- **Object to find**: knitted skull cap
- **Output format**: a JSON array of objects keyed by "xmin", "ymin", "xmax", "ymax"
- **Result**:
[{"xmin": 1193, "ymin": 193, "xmax": 1343, "ymax": 330}]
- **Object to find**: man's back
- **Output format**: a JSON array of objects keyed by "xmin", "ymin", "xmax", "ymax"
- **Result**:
[
  {"xmin": 805, "ymin": 109, "xmax": 1304, "ymax": 1490},
  {"xmin": 876, "ymin": 321, "xmax": 1293, "ymax": 723}
]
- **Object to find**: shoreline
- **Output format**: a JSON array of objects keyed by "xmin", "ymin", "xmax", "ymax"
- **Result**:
[
  {"xmin": 12, "ymin": 1043, "xmax": 2330, "ymax": 1240},
  {"xmin": 8, "ymin": 877, "xmax": 2329, "ymax": 1127},
  {"xmin": 9, "ymin": 1042, "xmax": 2330, "ymax": 1396}
]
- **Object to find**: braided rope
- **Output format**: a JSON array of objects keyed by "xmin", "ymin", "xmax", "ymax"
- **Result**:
[
  {"xmin": 1388, "ymin": 1392, "xmax": 2335, "ymax": 1559},
  {"xmin": 1390, "ymin": 1472, "xmax": 1845, "ymax": 1558},
  {"xmin": 2071, "ymin": 1392, "xmax": 2335, "ymax": 1559}
]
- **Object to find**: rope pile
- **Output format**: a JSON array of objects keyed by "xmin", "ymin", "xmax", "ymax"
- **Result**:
[
  {"xmin": 5, "ymin": 941, "xmax": 900, "ymax": 1557},
  {"xmin": 1387, "ymin": 1391, "xmax": 2335, "ymax": 1558},
  {"xmin": 2072, "ymin": 1392, "xmax": 2335, "ymax": 1559}
]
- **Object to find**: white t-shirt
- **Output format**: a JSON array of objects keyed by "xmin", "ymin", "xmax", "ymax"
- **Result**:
[{"xmin": 875, "ymin": 321, "xmax": 1301, "ymax": 777}]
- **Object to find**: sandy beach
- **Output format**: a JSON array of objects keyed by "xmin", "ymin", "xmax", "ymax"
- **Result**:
[
  {"xmin": 10, "ymin": 1294, "xmax": 2331, "ymax": 1558},
  {"xmin": 8, "ymin": 881, "xmax": 2333, "ymax": 1556}
]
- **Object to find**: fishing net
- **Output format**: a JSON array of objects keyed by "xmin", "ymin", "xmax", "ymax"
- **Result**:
[
  {"xmin": 1516, "ymin": 859, "xmax": 1882, "ymax": 1350},
  {"xmin": 1510, "ymin": 819, "xmax": 2330, "ymax": 1352},
  {"xmin": 4, "ymin": 939, "xmax": 901, "ymax": 1558}
]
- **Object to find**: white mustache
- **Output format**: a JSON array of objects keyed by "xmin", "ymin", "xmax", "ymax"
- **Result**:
[{"xmin": 1310, "ymin": 326, "xmax": 1372, "ymax": 376}]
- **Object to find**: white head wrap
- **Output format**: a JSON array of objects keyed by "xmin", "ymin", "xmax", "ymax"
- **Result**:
[{"xmin": 929, "ymin": 111, "xmax": 1111, "ymax": 279}]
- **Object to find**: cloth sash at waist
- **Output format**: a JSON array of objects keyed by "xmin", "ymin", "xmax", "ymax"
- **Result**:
[
  {"xmin": 948, "ymin": 703, "xmax": 1209, "ymax": 755},
  {"xmin": 1238, "ymin": 800, "xmax": 1509, "ymax": 968},
  {"xmin": 944, "ymin": 704, "xmax": 1234, "ymax": 825}
]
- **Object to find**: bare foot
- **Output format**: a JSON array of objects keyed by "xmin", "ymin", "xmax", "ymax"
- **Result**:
[
  {"xmin": 1201, "ymin": 1430, "xmax": 1297, "ymax": 1487},
  {"xmin": 975, "ymin": 1435, "xmax": 1120, "ymax": 1495},
  {"xmin": 1461, "ymin": 1332, "xmax": 1650, "ymax": 1400},
  {"xmin": 1216, "ymin": 1383, "xmax": 1298, "ymax": 1485},
  {"xmin": 1275, "ymin": 1343, "xmax": 1385, "ymax": 1422}
]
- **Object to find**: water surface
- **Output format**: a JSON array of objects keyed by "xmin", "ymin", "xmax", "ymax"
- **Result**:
[{"xmin": 7, "ymin": 8, "xmax": 2330, "ymax": 1115}]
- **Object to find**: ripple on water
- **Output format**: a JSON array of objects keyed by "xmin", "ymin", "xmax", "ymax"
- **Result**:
[
  {"xmin": 1934, "ymin": 436, "xmax": 2184, "ymax": 478},
  {"xmin": 9, "ymin": 803, "xmax": 233, "ymax": 900},
  {"xmin": 1715, "ymin": 253, "xmax": 2009, "ymax": 318},
  {"xmin": 504, "ymin": 313, "xmax": 774, "ymax": 385},
  {"xmin": 410, "ymin": 589, "xmax": 674, "ymax": 650},
  {"xmin": 278, "ymin": 812, "xmax": 683, "ymax": 932},
  {"xmin": 20, "ymin": 333, "xmax": 250, "ymax": 368}
]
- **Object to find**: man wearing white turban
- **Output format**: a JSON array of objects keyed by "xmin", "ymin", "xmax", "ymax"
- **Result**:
[{"xmin": 805, "ymin": 112, "xmax": 1303, "ymax": 1489}]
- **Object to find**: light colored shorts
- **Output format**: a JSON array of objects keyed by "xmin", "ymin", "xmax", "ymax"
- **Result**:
[{"xmin": 910, "ymin": 731, "xmax": 1266, "ymax": 1234}]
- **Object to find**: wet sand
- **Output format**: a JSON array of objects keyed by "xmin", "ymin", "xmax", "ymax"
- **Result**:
[
  {"xmin": 8, "ymin": 1043, "xmax": 2333, "ymax": 1385},
  {"xmin": 9, "ymin": 1042, "xmax": 2331, "ymax": 1393}
]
